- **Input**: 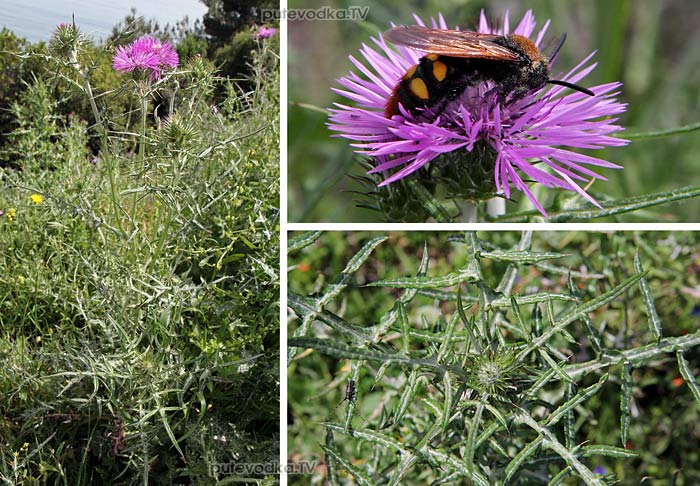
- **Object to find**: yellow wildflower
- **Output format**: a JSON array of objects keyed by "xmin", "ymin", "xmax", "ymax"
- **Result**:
[
  {"xmin": 7, "ymin": 208, "xmax": 16, "ymax": 221},
  {"xmin": 31, "ymin": 193, "xmax": 44, "ymax": 204}
]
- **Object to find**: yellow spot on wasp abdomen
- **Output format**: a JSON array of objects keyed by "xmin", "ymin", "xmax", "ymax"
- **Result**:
[
  {"xmin": 409, "ymin": 78, "xmax": 429, "ymax": 99},
  {"xmin": 432, "ymin": 60, "xmax": 447, "ymax": 82}
]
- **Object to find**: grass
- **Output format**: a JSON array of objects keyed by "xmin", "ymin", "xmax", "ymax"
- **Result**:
[
  {"xmin": 0, "ymin": 25, "xmax": 280, "ymax": 485},
  {"xmin": 288, "ymin": 231, "xmax": 700, "ymax": 484},
  {"xmin": 288, "ymin": 0, "xmax": 700, "ymax": 222}
]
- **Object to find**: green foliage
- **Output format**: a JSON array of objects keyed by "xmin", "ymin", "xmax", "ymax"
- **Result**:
[
  {"xmin": 0, "ymin": 19, "xmax": 279, "ymax": 486},
  {"xmin": 4, "ymin": 79, "xmax": 76, "ymax": 172},
  {"xmin": 288, "ymin": 231, "xmax": 700, "ymax": 484},
  {"xmin": 0, "ymin": 30, "xmax": 49, "ymax": 155},
  {"xmin": 201, "ymin": 0, "xmax": 278, "ymax": 46},
  {"xmin": 214, "ymin": 29, "xmax": 258, "ymax": 81},
  {"xmin": 0, "ymin": 15, "xmax": 279, "ymax": 166},
  {"xmin": 0, "ymin": 29, "xmax": 137, "ymax": 160},
  {"xmin": 212, "ymin": 27, "xmax": 280, "ymax": 94},
  {"xmin": 108, "ymin": 7, "xmax": 205, "ymax": 44},
  {"xmin": 177, "ymin": 33, "xmax": 209, "ymax": 61}
]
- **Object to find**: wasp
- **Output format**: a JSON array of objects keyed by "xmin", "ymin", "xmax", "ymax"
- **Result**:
[{"xmin": 383, "ymin": 25, "xmax": 594, "ymax": 118}]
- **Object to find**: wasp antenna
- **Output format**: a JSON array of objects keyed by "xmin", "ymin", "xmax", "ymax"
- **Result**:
[
  {"xmin": 549, "ymin": 33, "xmax": 567, "ymax": 62},
  {"xmin": 547, "ymin": 79, "xmax": 595, "ymax": 96}
]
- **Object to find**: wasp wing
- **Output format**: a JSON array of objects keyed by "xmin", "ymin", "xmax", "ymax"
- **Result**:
[{"xmin": 384, "ymin": 25, "xmax": 520, "ymax": 61}]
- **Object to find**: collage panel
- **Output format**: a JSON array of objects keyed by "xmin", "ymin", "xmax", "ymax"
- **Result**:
[
  {"xmin": 287, "ymin": 231, "xmax": 700, "ymax": 484},
  {"xmin": 1, "ymin": 2, "xmax": 280, "ymax": 484},
  {"xmin": 288, "ymin": 1, "xmax": 700, "ymax": 222}
]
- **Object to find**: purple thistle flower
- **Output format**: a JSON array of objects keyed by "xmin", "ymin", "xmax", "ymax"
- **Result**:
[
  {"xmin": 113, "ymin": 35, "xmax": 179, "ymax": 81},
  {"xmin": 253, "ymin": 26, "xmax": 278, "ymax": 39},
  {"xmin": 327, "ymin": 10, "xmax": 629, "ymax": 216}
]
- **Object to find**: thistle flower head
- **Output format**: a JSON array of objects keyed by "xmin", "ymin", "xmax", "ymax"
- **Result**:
[
  {"xmin": 49, "ymin": 22, "xmax": 82, "ymax": 57},
  {"xmin": 469, "ymin": 347, "xmax": 520, "ymax": 396},
  {"xmin": 328, "ymin": 10, "xmax": 629, "ymax": 216},
  {"xmin": 253, "ymin": 26, "xmax": 278, "ymax": 40},
  {"xmin": 112, "ymin": 35, "xmax": 179, "ymax": 81}
]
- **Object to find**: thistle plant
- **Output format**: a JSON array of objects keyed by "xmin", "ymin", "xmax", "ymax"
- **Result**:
[
  {"xmin": 112, "ymin": 34, "xmax": 179, "ymax": 161},
  {"xmin": 1, "ymin": 21, "xmax": 280, "ymax": 484},
  {"xmin": 288, "ymin": 231, "xmax": 700, "ymax": 484}
]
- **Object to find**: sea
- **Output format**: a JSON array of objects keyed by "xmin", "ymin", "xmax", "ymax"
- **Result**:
[{"xmin": 0, "ymin": 0, "xmax": 209, "ymax": 43}]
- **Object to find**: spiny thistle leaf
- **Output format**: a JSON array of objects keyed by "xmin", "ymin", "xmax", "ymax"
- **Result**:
[
  {"xmin": 505, "ymin": 435, "xmax": 544, "ymax": 483},
  {"xmin": 405, "ymin": 179, "xmax": 452, "ymax": 222},
  {"xmin": 676, "ymin": 351, "xmax": 700, "ymax": 409},
  {"xmin": 288, "ymin": 293, "xmax": 373, "ymax": 343},
  {"xmin": 517, "ymin": 272, "xmax": 647, "ymax": 362},
  {"xmin": 288, "ymin": 230, "xmax": 322, "ymax": 252},
  {"xmin": 393, "ymin": 369, "xmax": 422, "ymax": 426},
  {"xmin": 635, "ymin": 251, "xmax": 663, "ymax": 341},
  {"xmin": 321, "ymin": 444, "xmax": 374, "ymax": 486},
  {"xmin": 582, "ymin": 444, "xmax": 639, "ymax": 459},
  {"xmin": 478, "ymin": 249, "xmax": 566, "ymax": 264},
  {"xmin": 516, "ymin": 413, "xmax": 606, "ymax": 486},
  {"xmin": 620, "ymin": 362, "xmax": 633, "ymax": 446},
  {"xmin": 547, "ymin": 374, "xmax": 609, "ymax": 427},
  {"xmin": 368, "ymin": 260, "xmax": 480, "ymax": 288}
]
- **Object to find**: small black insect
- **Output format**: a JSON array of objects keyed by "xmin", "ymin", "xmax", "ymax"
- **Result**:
[
  {"xmin": 333, "ymin": 379, "xmax": 369, "ymax": 424},
  {"xmin": 337, "ymin": 379, "xmax": 357, "ymax": 408}
]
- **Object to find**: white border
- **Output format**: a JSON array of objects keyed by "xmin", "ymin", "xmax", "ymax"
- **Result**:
[
  {"xmin": 287, "ymin": 223, "xmax": 700, "ymax": 231},
  {"xmin": 276, "ymin": 3, "xmax": 700, "ymax": 483},
  {"xmin": 279, "ymin": 0, "xmax": 288, "ymax": 482}
]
